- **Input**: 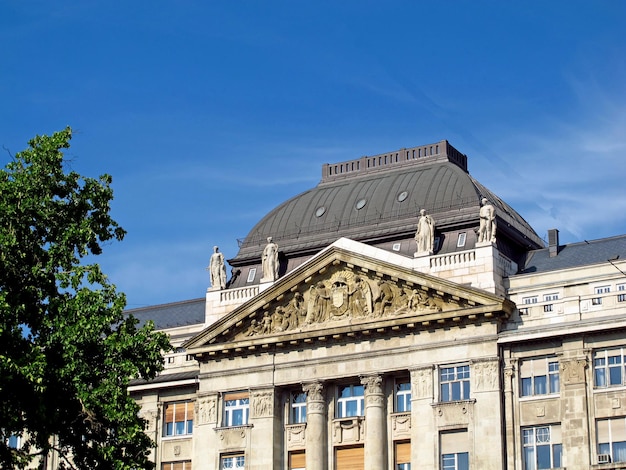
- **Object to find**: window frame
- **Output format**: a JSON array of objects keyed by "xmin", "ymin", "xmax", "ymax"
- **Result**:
[
  {"xmin": 521, "ymin": 424, "xmax": 562, "ymax": 470},
  {"xmin": 336, "ymin": 384, "xmax": 365, "ymax": 418},
  {"xmin": 441, "ymin": 452, "xmax": 469, "ymax": 470},
  {"xmin": 440, "ymin": 365, "xmax": 470, "ymax": 402},
  {"xmin": 223, "ymin": 392, "xmax": 250, "ymax": 427},
  {"xmin": 290, "ymin": 391, "xmax": 307, "ymax": 424},
  {"xmin": 598, "ymin": 417, "xmax": 626, "ymax": 463},
  {"xmin": 395, "ymin": 379, "xmax": 412, "ymax": 413},
  {"xmin": 520, "ymin": 357, "xmax": 560, "ymax": 397},
  {"xmin": 161, "ymin": 461, "xmax": 192, "ymax": 470},
  {"xmin": 594, "ymin": 348, "xmax": 626, "ymax": 388},
  {"xmin": 221, "ymin": 453, "xmax": 245, "ymax": 469},
  {"xmin": 163, "ymin": 401, "xmax": 194, "ymax": 437}
]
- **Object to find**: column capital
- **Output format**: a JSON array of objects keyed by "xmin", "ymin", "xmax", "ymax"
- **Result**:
[
  {"xmin": 360, "ymin": 374, "xmax": 383, "ymax": 395},
  {"xmin": 302, "ymin": 381, "xmax": 324, "ymax": 401}
]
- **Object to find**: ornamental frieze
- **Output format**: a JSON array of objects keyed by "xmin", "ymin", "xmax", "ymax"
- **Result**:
[{"xmin": 241, "ymin": 267, "xmax": 455, "ymax": 339}]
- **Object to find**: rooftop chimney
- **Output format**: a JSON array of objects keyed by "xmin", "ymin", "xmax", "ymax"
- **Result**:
[{"xmin": 548, "ymin": 229, "xmax": 559, "ymax": 257}]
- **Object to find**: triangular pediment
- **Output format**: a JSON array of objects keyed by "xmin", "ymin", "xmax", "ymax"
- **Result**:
[{"xmin": 185, "ymin": 238, "xmax": 513, "ymax": 357}]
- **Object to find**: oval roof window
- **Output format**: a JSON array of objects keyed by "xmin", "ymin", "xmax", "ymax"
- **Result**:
[
  {"xmin": 315, "ymin": 206, "xmax": 326, "ymax": 217},
  {"xmin": 355, "ymin": 198, "xmax": 367, "ymax": 210},
  {"xmin": 397, "ymin": 191, "xmax": 408, "ymax": 202}
]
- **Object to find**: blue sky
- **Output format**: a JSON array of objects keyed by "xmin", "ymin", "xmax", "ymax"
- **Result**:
[{"xmin": 1, "ymin": 1, "xmax": 625, "ymax": 307}]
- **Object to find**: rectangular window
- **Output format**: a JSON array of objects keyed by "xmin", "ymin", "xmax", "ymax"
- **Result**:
[
  {"xmin": 520, "ymin": 357, "xmax": 560, "ymax": 397},
  {"xmin": 596, "ymin": 286, "xmax": 611, "ymax": 294},
  {"xmin": 289, "ymin": 450, "xmax": 305, "ymax": 470},
  {"xmin": 522, "ymin": 296, "xmax": 538, "ymax": 305},
  {"xmin": 163, "ymin": 401, "xmax": 194, "ymax": 437},
  {"xmin": 335, "ymin": 445, "xmax": 364, "ymax": 470},
  {"xmin": 337, "ymin": 384, "xmax": 364, "ymax": 418},
  {"xmin": 440, "ymin": 365, "xmax": 470, "ymax": 402},
  {"xmin": 440, "ymin": 430, "xmax": 469, "ymax": 470},
  {"xmin": 522, "ymin": 425, "xmax": 562, "ymax": 470},
  {"xmin": 7, "ymin": 435, "xmax": 20, "ymax": 449},
  {"xmin": 223, "ymin": 392, "xmax": 250, "ymax": 426},
  {"xmin": 162, "ymin": 462, "xmax": 192, "ymax": 470},
  {"xmin": 594, "ymin": 348, "xmax": 626, "ymax": 388},
  {"xmin": 395, "ymin": 380, "xmax": 411, "ymax": 412},
  {"xmin": 246, "ymin": 268, "xmax": 256, "ymax": 283},
  {"xmin": 543, "ymin": 293, "xmax": 559, "ymax": 302},
  {"xmin": 456, "ymin": 233, "xmax": 466, "ymax": 248},
  {"xmin": 619, "ymin": 284, "xmax": 626, "ymax": 292},
  {"xmin": 395, "ymin": 441, "xmax": 410, "ymax": 470},
  {"xmin": 543, "ymin": 304, "xmax": 553, "ymax": 312},
  {"xmin": 618, "ymin": 294, "xmax": 626, "ymax": 303},
  {"xmin": 221, "ymin": 454, "xmax": 245, "ymax": 469},
  {"xmin": 290, "ymin": 391, "xmax": 307, "ymax": 424},
  {"xmin": 598, "ymin": 417, "xmax": 626, "ymax": 463}
]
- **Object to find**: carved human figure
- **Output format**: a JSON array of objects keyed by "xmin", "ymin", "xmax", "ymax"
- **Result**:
[
  {"xmin": 306, "ymin": 282, "xmax": 330, "ymax": 324},
  {"xmin": 208, "ymin": 246, "xmax": 227, "ymax": 290},
  {"xmin": 261, "ymin": 236, "xmax": 279, "ymax": 281},
  {"xmin": 415, "ymin": 209, "xmax": 435, "ymax": 254},
  {"xmin": 349, "ymin": 276, "xmax": 373, "ymax": 317},
  {"xmin": 374, "ymin": 280, "xmax": 394, "ymax": 316},
  {"xmin": 478, "ymin": 198, "xmax": 497, "ymax": 243}
]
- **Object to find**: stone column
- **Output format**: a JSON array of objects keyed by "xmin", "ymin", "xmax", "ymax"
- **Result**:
[
  {"xmin": 502, "ymin": 358, "xmax": 517, "ymax": 470},
  {"xmin": 560, "ymin": 352, "xmax": 590, "ymax": 470},
  {"xmin": 303, "ymin": 381, "xmax": 326, "ymax": 470},
  {"xmin": 410, "ymin": 365, "xmax": 435, "ymax": 468},
  {"xmin": 361, "ymin": 374, "xmax": 385, "ymax": 469}
]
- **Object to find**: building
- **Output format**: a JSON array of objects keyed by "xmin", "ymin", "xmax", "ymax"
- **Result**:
[{"xmin": 128, "ymin": 141, "xmax": 626, "ymax": 470}]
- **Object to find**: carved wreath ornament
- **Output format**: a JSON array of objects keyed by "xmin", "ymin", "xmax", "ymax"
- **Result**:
[{"xmin": 244, "ymin": 268, "xmax": 450, "ymax": 338}]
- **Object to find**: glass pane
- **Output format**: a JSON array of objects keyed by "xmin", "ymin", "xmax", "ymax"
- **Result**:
[
  {"xmin": 614, "ymin": 441, "xmax": 626, "ymax": 462},
  {"xmin": 610, "ymin": 365, "xmax": 623, "ymax": 385},
  {"xmin": 523, "ymin": 447, "xmax": 535, "ymax": 470},
  {"xmin": 175, "ymin": 421, "xmax": 185, "ymax": 435},
  {"xmin": 596, "ymin": 368, "xmax": 607, "ymax": 387},
  {"xmin": 441, "ymin": 385, "xmax": 450, "ymax": 402},
  {"xmin": 549, "ymin": 374, "xmax": 559, "ymax": 393},
  {"xmin": 552, "ymin": 444, "xmax": 562, "ymax": 468},
  {"xmin": 536, "ymin": 444, "xmax": 550, "ymax": 469},
  {"xmin": 521, "ymin": 378, "xmax": 532, "ymax": 396},
  {"xmin": 462, "ymin": 380, "xmax": 470, "ymax": 399},
  {"xmin": 166, "ymin": 423, "xmax": 174, "ymax": 436},
  {"xmin": 534, "ymin": 376, "xmax": 547, "ymax": 395},
  {"xmin": 232, "ymin": 409, "xmax": 243, "ymax": 426},
  {"xmin": 457, "ymin": 452, "xmax": 469, "ymax": 470},
  {"xmin": 187, "ymin": 419, "xmax": 193, "ymax": 434},
  {"xmin": 346, "ymin": 400, "xmax": 358, "ymax": 417}
]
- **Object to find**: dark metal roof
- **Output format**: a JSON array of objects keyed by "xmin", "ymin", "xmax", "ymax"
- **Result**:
[
  {"xmin": 128, "ymin": 370, "xmax": 198, "ymax": 387},
  {"xmin": 231, "ymin": 142, "xmax": 543, "ymax": 265},
  {"xmin": 125, "ymin": 298, "xmax": 205, "ymax": 330},
  {"xmin": 518, "ymin": 235, "xmax": 626, "ymax": 274}
]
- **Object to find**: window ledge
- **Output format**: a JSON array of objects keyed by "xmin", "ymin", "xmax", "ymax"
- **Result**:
[{"xmin": 214, "ymin": 424, "xmax": 253, "ymax": 432}]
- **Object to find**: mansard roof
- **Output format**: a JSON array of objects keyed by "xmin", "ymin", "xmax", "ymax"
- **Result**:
[
  {"xmin": 125, "ymin": 298, "xmax": 205, "ymax": 330},
  {"xmin": 518, "ymin": 234, "xmax": 626, "ymax": 274},
  {"xmin": 230, "ymin": 140, "xmax": 543, "ymax": 267},
  {"xmin": 186, "ymin": 238, "xmax": 514, "ymax": 357}
]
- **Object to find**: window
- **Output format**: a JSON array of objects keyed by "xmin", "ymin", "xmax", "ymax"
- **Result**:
[
  {"xmin": 543, "ymin": 304, "xmax": 553, "ymax": 312},
  {"xmin": 522, "ymin": 425, "xmax": 562, "ymax": 470},
  {"xmin": 594, "ymin": 348, "xmax": 626, "ymax": 388},
  {"xmin": 167, "ymin": 356, "xmax": 176, "ymax": 364},
  {"xmin": 335, "ymin": 445, "xmax": 364, "ymax": 470},
  {"xmin": 289, "ymin": 451, "xmax": 305, "ymax": 470},
  {"xmin": 163, "ymin": 401, "xmax": 194, "ymax": 437},
  {"xmin": 522, "ymin": 296, "xmax": 538, "ymax": 305},
  {"xmin": 337, "ymin": 384, "xmax": 364, "ymax": 418},
  {"xmin": 392, "ymin": 243, "xmax": 402, "ymax": 252},
  {"xmin": 598, "ymin": 417, "xmax": 626, "ymax": 463},
  {"xmin": 223, "ymin": 392, "xmax": 249, "ymax": 426},
  {"xmin": 456, "ymin": 233, "xmax": 466, "ymax": 248},
  {"xmin": 618, "ymin": 285, "xmax": 626, "ymax": 302},
  {"xmin": 440, "ymin": 430, "xmax": 469, "ymax": 470},
  {"xmin": 543, "ymin": 293, "xmax": 559, "ymax": 302},
  {"xmin": 7, "ymin": 435, "xmax": 20, "ymax": 449},
  {"xmin": 290, "ymin": 391, "xmax": 307, "ymax": 424},
  {"xmin": 162, "ymin": 462, "xmax": 192, "ymax": 470},
  {"xmin": 246, "ymin": 268, "xmax": 256, "ymax": 283},
  {"xmin": 520, "ymin": 357, "xmax": 560, "ymax": 397},
  {"xmin": 395, "ymin": 441, "xmax": 410, "ymax": 470},
  {"xmin": 594, "ymin": 286, "xmax": 610, "ymax": 305},
  {"xmin": 221, "ymin": 454, "xmax": 245, "ymax": 469},
  {"xmin": 440, "ymin": 365, "xmax": 470, "ymax": 402},
  {"xmin": 519, "ymin": 307, "xmax": 529, "ymax": 315},
  {"xmin": 395, "ymin": 380, "xmax": 411, "ymax": 412}
]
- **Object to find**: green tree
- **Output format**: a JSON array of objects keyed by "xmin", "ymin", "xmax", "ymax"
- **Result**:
[{"xmin": 0, "ymin": 128, "xmax": 171, "ymax": 469}]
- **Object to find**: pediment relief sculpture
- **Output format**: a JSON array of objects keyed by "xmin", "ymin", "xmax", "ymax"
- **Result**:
[{"xmin": 239, "ymin": 266, "xmax": 462, "ymax": 340}]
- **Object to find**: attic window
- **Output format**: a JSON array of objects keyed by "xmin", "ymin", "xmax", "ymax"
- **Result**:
[
  {"xmin": 456, "ymin": 233, "xmax": 466, "ymax": 247},
  {"xmin": 392, "ymin": 243, "xmax": 401, "ymax": 251},
  {"xmin": 315, "ymin": 206, "xmax": 326, "ymax": 217},
  {"xmin": 355, "ymin": 198, "xmax": 367, "ymax": 210},
  {"xmin": 247, "ymin": 268, "xmax": 257, "ymax": 283},
  {"xmin": 397, "ymin": 191, "xmax": 408, "ymax": 202}
]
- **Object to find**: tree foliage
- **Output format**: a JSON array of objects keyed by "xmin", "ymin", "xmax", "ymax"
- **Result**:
[{"xmin": 0, "ymin": 128, "xmax": 171, "ymax": 469}]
